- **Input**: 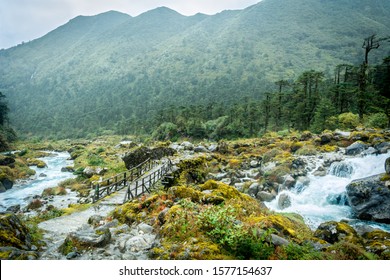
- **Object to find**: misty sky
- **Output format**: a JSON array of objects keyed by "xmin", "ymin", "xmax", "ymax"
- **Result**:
[{"xmin": 0, "ymin": 0, "xmax": 261, "ymax": 49}]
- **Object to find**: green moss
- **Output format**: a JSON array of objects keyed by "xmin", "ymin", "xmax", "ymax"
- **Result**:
[
  {"xmin": 253, "ymin": 213, "xmax": 312, "ymax": 242},
  {"xmin": 41, "ymin": 186, "xmax": 67, "ymax": 197},
  {"xmin": 168, "ymin": 186, "xmax": 202, "ymax": 202},
  {"xmin": 380, "ymin": 174, "xmax": 390, "ymax": 181},
  {"xmin": 290, "ymin": 142, "xmax": 304, "ymax": 153},
  {"xmin": 318, "ymin": 144, "xmax": 338, "ymax": 153},
  {"xmin": 295, "ymin": 145, "xmax": 317, "ymax": 156}
]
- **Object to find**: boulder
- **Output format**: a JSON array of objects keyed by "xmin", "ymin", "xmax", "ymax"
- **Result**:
[
  {"xmin": 319, "ymin": 133, "xmax": 333, "ymax": 145},
  {"xmin": 181, "ymin": 141, "xmax": 194, "ymax": 150},
  {"xmin": 283, "ymin": 175, "xmax": 296, "ymax": 189},
  {"xmin": 0, "ymin": 214, "xmax": 32, "ymax": 251},
  {"xmin": 247, "ymin": 182, "xmax": 260, "ymax": 198},
  {"xmin": 61, "ymin": 166, "xmax": 74, "ymax": 172},
  {"xmin": 386, "ymin": 157, "xmax": 390, "ymax": 175},
  {"xmin": 122, "ymin": 146, "xmax": 175, "ymax": 170},
  {"xmin": 194, "ymin": 145, "xmax": 209, "ymax": 153},
  {"xmin": 0, "ymin": 156, "xmax": 15, "ymax": 166},
  {"xmin": 59, "ymin": 226, "xmax": 111, "ymax": 255},
  {"xmin": 1, "ymin": 178, "xmax": 13, "ymax": 190},
  {"xmin": 278, "ymin": 193, "xmax": 292, "ymax": 210},
  {"xmin": 0, "ymin": 182, "xmax": 6, "ymax": 193},
  {"xmin": 256, "ymin": 191, "xmax": 276, "ymax": 202},
  {"xmin": 83, "ymin": 166, "xmax": 107, "ymax": 178},
  {"xmin": 314, "ymin": 221, "xmax": 359, "ymax": 244},
  {"xmin": 345, "ymin": 141, "xmax": 367, "ymax": 156},
  {"xmin": 346, "ymin": 174, "xmax": 390, "ymax": 224}
]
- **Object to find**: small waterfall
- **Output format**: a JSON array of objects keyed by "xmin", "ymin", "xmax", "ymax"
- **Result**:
[
  {"xmin": 328, "ymin": 161, "xmax": 354, "ymax": 178},
  {"xmin": 265, "ymin": 152, "xmax": 390, "ymax": 231}
]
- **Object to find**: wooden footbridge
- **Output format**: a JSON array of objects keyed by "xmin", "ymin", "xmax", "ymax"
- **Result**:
[{"xmin": 91, "ymin": 158, "xmax": 173, "ymax": 205}]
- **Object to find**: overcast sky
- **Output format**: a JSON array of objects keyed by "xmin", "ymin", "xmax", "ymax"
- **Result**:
[{"xmin": 0, "ymin": 0, "xmax": 261, "ymax": 49}]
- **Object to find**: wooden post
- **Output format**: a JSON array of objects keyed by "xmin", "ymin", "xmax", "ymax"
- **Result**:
[{"xmin": 94, "ymin": 184, "xmax": 99, "ymax": 202}]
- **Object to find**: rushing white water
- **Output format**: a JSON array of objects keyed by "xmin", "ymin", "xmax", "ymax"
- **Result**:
[
  {"xmin": 265, "ymin": 151, "xmax": 390, "ymax": 232},
  {"xmin": 0, "ymin": 151, "xmax": 76, "ymax": 212}
]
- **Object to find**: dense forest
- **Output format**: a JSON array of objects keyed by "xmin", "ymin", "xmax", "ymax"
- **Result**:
[
  {"xmin": 150, "ymin": 50, "xmax": 390, "ymax": 141},
  {"xmin": 0, "ymin": 92, "xmax": 16, "ymax": 151},
  {"xmin": 0, "ymin": 0, "xmax": 389, "ymax": 140}
]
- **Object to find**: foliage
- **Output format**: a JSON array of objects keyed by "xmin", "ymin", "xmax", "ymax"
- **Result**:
[
  {"xmin": 338, "ymin": 112, "xmax": 360, "ymax": 130},
  {"xmin": 197, "ymin": 204, "xmax": 274, "ymax": 259},
  {"xmin": 365, "ymin": 112, "xmax": 388, "ymax": 129},
  {"xmin": 1, "ymin": 1, "xmax": 389, "ymax": 139}
]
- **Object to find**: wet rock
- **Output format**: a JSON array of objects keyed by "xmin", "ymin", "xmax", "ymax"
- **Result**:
[
  {"xmin": 0, "ymin": 182, "xmax": 6, "ymax": 193},
  {"xmin": 256, "ymin": 191, "xmax": 276, "ymax": 202},
  {"xmin": 61, "ymin": 166, "xmax": 74, "ymax": 172},
  {"xmin": 6, "ymin": 205, "xmax": 21, "ymax": 213},
  {"xmin": 375, "ymin": 142, "xmax": 390, "ymax": 154},
  {"xmin": 386, "ymin": 157, "xmax": 390, "ymax": 175},
  {"xmin": 0, "ymin": 178, "xmax": 13, "ymax": 191},
  {"xmin": 313, "ymin": 166, "xmax": 327, "ymax": 177},
  {"xmin": 278, "ymin": 193, "xmax": 291, "ymax": 210},
  {"xmin": 0, "ymin": 156, "xmax": 15, "ymax": 166},
  {"xmin": 283, "ymin": 175, "xmax": 296, "ymax": 189},
  {"xmin": 345, "ymin": 141, "xmax": 368, "ymax": 156},
  {"xmin": 346, "ymin": 174, "xmax": 390, "ymax": 224}
]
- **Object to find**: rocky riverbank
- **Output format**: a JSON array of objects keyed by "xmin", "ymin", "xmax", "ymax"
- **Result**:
[{"xmin": 1, "ymin": 129, "xmax": 390, "ymax": 260}]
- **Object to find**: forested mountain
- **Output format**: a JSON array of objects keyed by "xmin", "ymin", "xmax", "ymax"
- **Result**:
[{"xmin": 0, "ymin": 0, "xmax": 389, "ymax": 139}]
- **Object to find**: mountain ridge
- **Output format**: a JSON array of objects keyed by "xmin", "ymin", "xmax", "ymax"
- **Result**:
[{"xmin": 1, "ymin": 0, "xmax": 389, "ymax": 138}]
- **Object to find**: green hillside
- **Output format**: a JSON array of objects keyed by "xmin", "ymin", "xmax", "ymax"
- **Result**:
[{"xmin": 0, "ymin": 0, "xmax": 389, "ymax": 138}]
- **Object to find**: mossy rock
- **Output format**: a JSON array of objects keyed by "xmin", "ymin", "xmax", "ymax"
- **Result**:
[
  {"xmin": 325, "ymin": 241, "xmax": 376, "ymax": 260},
  {"xmin": 318, "ymin": 145, "xmax": 339, "ymax": 153},
  {"xmin": 290, "ymin": 142, "xmax": 304, "ymax": 153},
  {"xmin": 295, "ymin": 145, "xmax": 318, "ymax": 156},
  {"xmin": 112, "ymin": 201, "xmax": 143, "ymax": 224},
  {"xmin": 201, "ymin": 180, "xmax": 252, "ymax": 201},
  {"xmin": 314, "ymin": 221, "xmax": 361, "ymax": 245},
  {"xmin": 59, "ymin": 227, "xmax": 111, "ymax": 255},
  {"xmin": 0, "ymin": 166, "xmax": 16, "ymax": 181},
  {"xmin": 168, "ymin": 186, "xmax": 202, "ymax": 202},
  {"xmin": 0, "ymin": 214, "xmax": 32, "ymax": 251},
  {"xmin": 252, "ymin": 213, "xmax": 312, "ymax": 242},
  {"xmin": 0, "ymin": 247, "xmax": 39, "ymax": 260},
  {"xmin": 41, "ymin": 186, "xmax": 67, "ymax": 197},
  {"xmin": 26, "ymin": 158, "xmax": 47, "ymax": 168},
  {"xmin": 362, "ymin": 230, "xmax": 390, "ymax": 259}
]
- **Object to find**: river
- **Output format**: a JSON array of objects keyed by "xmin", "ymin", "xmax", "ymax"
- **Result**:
[
  {"xmin": 265, "ymin": 151, "xmax": 390, "ymax": 232},
  {"xmin": 0, "ymin": 151, "xmax": 76, "ymax": 212}
]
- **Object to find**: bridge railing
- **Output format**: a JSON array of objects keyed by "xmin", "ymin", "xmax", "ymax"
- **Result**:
[
  {"xmin": 92, "ymin": 158, "xmax": 157, "ymax": 203},
  {"xmin": 123, "ymin": 158, "xmax": 173, "ymax": 203}
]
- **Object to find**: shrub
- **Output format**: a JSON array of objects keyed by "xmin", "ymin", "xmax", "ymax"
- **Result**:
[
  {"xmin": 365, "ymin": 113, "xmax": 388, "ymax": 129},
  {"xmin": 338, "ymin": 112, "xmax": 359, "ymax": 130}
]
